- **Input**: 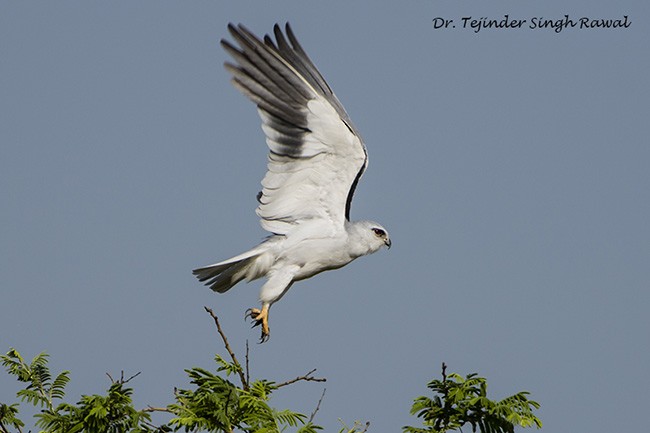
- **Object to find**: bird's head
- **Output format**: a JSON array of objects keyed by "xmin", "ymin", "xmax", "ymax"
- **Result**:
[
  {"xmin": 349, "ymin": 220, "xmax": 391, "ymax": 255},
  {"xmin": 370, "ymin": 224, "xmax": 392, "ymax": 250}
]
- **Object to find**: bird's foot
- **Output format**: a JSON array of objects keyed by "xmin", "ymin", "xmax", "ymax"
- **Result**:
[{"xmin": 245, "ymin": 305, "xmax": 270, "ymax": 343}]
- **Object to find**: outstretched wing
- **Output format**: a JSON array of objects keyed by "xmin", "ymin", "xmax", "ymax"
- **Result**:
[{"xmin": 222, "ymin": 23, "xmax": 368, "ymax": 235}]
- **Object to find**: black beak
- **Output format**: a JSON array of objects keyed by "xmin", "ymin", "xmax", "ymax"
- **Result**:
[{"xmin": 385, "ymin": 239, "xmax": 392, "ymax": 249}]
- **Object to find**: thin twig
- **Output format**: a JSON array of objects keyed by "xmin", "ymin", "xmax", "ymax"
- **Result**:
[
  {"xmin": 204, "ymin": 306, "xmax": 248, "ymax": 391},
  {"xmin": 145, "ymin": 406, "xmax": 167, "ymax": 413},
  {"xmin": 144, "ymin": 406, "xmax": 173, "ymax": 413},
  {"xmin": 308, "ymin": 388, "xmax": 327, "ymax": 423},
  {"xmin": 275, "ymin": 368, "xmax": 326, "ymax": 388},
  {"xmin": 123, "ymin": 371, "xmax": 141, "ymax": 383},
  {"xmin": 245, "ymin": 340, "xmax": 250, "ymax": 387},
  {"xmin": 106, "ymin": 370, "xmax": 141, "ymax": 385},
  {"xmin": 441, "ymin": 362, "xmax": 449, "ymax": 432},
  {"xmin": 140, "ymin": 418, "xmax": 166, "ymax": 430}
]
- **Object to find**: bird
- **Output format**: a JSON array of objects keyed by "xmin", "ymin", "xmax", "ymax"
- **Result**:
[{"xmin": 193, "ymin": 23, "xmax": 391, "ymax": 342}]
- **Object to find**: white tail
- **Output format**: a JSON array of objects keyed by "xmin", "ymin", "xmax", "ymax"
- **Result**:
[
  {"xmin": 193, "ymin": 257, "xmax": 255, "ymax": 293},
  {"xmin": 193, "ymin": 242, "xmax": 275, "ymax": 293}
]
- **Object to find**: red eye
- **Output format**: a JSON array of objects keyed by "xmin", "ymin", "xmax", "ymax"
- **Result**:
[{"xmin": 372, "ymin": 228, "xmax": 385, "ymax": 237}]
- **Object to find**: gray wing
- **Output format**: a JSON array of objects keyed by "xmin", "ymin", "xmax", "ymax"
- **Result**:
[{"xmin": 222, "ymin": 23, "xmax": 368, "ymax": 235}]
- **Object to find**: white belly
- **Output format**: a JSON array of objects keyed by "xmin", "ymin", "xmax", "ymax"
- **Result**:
[{"xmin": 276, "ymin": 236, "xmax": 355, "ymax": 281}]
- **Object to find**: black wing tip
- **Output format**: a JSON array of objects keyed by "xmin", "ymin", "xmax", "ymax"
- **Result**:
[
  {"xmin": 220, "ymin": 38, "xmax": 238, "ymax": 55},
  {"xmin": 221, "ymin": 23, "xmax": 300, "ymax": 64},
  {"xmin": 227, "ymin": 22, "xmax": 250, "ymax": 34},
  {"xmin": 224, "ymin": 21, "xmax": 294, "ymax": 41},
  {"xmin": 284, "ymin": 22, "xmax": 295, "ymax": 39},
  {"xmin": 263, "ymin": 34, "xmax": 276, "ymax": 49},
  {"xmin": 226, "ymin": 22, "xmax": 240, "ymax": 38}
]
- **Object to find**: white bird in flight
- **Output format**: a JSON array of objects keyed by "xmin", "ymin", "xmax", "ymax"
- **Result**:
[{"xmin": 193, "ymin": 23, "xmax": 391, "ymax": 342}]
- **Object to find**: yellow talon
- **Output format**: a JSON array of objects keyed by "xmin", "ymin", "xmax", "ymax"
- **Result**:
[{"xmin": 245, "ymin": 305, "xmax": 270, "ymax": 343}]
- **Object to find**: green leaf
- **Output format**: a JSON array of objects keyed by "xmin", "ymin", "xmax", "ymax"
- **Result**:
[
  {"xmin": 0, "ymin": 402, "xmax": 25, "ymax": 430},
  {"xmin": 404, "ymin": 365, "xmax": 541, "ymax": 433}
]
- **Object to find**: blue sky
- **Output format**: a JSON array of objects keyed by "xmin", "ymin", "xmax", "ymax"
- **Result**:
[{"xmin": 1, "ymin": 1, "xmax": 649, "ymax": 432}]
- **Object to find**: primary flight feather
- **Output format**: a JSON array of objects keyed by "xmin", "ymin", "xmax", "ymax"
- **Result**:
[{"xmin": 193, "ymin": 23, "xmax": 391, "ymax": 342}]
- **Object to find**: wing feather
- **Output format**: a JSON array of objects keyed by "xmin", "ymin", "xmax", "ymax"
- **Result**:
[{"xmin": 222, "ymin": 23, "xmax": 368, "ymax": 235}]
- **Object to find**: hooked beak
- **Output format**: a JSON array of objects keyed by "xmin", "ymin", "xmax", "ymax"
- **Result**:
[{"xmin": 385, "ymin": 239, "xmax": 392, "ymax": 249}]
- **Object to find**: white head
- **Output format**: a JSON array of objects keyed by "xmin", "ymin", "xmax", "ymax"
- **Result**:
[{"xmin": 347, "ymin": 220, "xmax": 391, "ymax": 257}]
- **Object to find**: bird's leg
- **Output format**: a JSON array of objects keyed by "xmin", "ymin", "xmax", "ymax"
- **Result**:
[{"xmin": 245, "ymin": 304, "xmax": 270, "ymax": 343}]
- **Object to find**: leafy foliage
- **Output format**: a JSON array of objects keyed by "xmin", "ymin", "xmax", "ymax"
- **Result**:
[
  {"xmin": 0, "ymin": 402, "xmax": 24, "ymax": 431},
  {"xmin": 1, "ymin": 348, "xmax": 70, "ymax": 410},
  {"xmin": 0, "ymin": 348, "xmax": 326, "ymax": 433},
  {"xmin": 35, "ymin": 382, "xmax": 158, "ymax": 433},
  {"xmin": 1, "ymin": 349, "xmax": 159, "ymax": 433},
  {"xmin": 403, "ymin": 363, "xmax": 542, "ymax": 433},
  {"xmin": 2, "ymin": 314, "xmax": 541, "ymax": 433},
  {"xmin": 167, "ymin": 363, "xmax": 317, "ymax": 433}
]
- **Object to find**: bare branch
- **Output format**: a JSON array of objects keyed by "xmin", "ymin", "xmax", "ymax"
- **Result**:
[
  {"xmin": 123, "ymin": 371, "xmax": 141, "ymax": 383},
  {"xmin": 276, "ymin": 368, "xmax": 326, "ymax": 388},
  {"xmin": 140, "ymin": 418, "xmax": 168, "ymax": 431},
  {"xmin": 204, "ymin": 306, "xmax": 248, "ymax": 391},
  {"xmin": 308, "ymin": 388, "xmax": 327, "ymax": 423},
  {"xmin": 106, "ymin": 370, "xmax": 141, "ymax": 384},
  {"xmin": 245, "ymin": 340, "xmax": 250, "ymax": 387},
  {"xmin": 144, "ymin": 406, "xmax": 173, "ymax": 413}
]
